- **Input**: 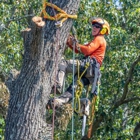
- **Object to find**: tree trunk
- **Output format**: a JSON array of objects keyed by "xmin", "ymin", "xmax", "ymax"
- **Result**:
[{"xmin": 5, "ymin": 0, "xmax": 81, "ymax": 140}]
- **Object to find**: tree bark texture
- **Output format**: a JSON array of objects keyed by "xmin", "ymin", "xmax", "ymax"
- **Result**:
[{"xmin": 5, "ymin": 0, "xmax": 81, "ymax": 140}]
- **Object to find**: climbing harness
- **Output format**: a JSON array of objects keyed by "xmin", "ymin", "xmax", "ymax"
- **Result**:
[
  {"xmin": 73, "ymin": 59, "xmax": 101, "ymax": 137},
  {"xmin": 41, "ymin": 1, "xmax": 77, "ymax": 27}
]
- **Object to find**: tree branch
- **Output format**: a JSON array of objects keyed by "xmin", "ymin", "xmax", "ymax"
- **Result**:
[
  {"xmin": 91, "ymin": 115, "xmax": 104, "ymax": 135},
  {"xmin": 0, "ymin": 6, "xmax": 16, "ymax": 34},
  {"xmin": 114, "ymin": 55, "xmax": 140, "ymax": 108},
  {"xmin": 6, "ymin": 14, "xmax": 35, "ymax": 23},
  {"xmin": 87, "ymin": 55, "xmax": 140, "ymax": 138},
  {"xmin": 121, "ymin": 97, "xmax": 140, "ymax": 105},
  {"xmin": 133, "ymin": 122, "xmax": 140, "ymax": 139},
  {"xmin": 21, "ymin": 16, "xmax": 45, "ymax": 60},
  {"xmin": 122, "ymin": 55, "xmax": 140, "ymax": 100},
  {"xmin": 5, "ymin": 69, "xmax": 20, "ymax": 91}
]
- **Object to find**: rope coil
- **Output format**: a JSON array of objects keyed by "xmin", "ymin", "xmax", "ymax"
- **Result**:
[
  {"xmin": 41, "ymin": 1, "xmax": 77, "ymax": 27},
  {"xmin": 74, "ymin": 61, "xmax": 90, "ymax": 114}
]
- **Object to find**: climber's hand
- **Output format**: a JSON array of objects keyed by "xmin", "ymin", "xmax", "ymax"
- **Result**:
[{"xmin": 66, "ymin": 34, "xmax": 75, "ymax": 46}]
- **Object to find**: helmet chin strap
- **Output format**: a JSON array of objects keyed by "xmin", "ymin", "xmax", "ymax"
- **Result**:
[
  {"xmin": 98, "ymin": 29, "xmax": 101, "ymax": 35},
  {"xmin": 93, "ymin": 28, "xmax": 102, "ymax": 37}
]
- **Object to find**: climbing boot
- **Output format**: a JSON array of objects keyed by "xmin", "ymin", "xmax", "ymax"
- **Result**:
[
  {"xmin": 80, "ymin": 98, "xmax": 91, "ymax": 116},
  {"xmin": 47, "ymin": 92, "xmax": 72, "ymax": 109},
  {"xmin": 51, "ymin": 69, "xmax": 65, "ymax": 94},
  {"xmin": 51, "ymin": 84, "xmax": 62, "ymax": 95}
]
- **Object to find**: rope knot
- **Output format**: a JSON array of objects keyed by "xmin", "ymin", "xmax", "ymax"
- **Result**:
[{"xmin": 41, "ymin": 2, "xmax": 77, "ymax": 27}]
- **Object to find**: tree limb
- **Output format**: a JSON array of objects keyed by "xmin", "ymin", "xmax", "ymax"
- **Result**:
[
  {"xmin": 0, "ymin": 6, "xmax": 16, "ymax": 34},
  {"xmin": 7, "ymin": 14, "xmax": 35, "ymax": 22},
  {"xmin": 115, "ymin": 55, "xmax": 140, "ymax": 108},
  {"xmin": 87, "ymin": 55, "xmax": 140, "ymax": 138},
  {"xmin": 133, "ymin": 122, "xmax": 140, "ymax": 139},
  {"xmin": 113, "ymin": 97, "xmax": 140, "ymax": 108},
  {"xmin": 21, "ymin": 16, "xmax": 45, "ymax": 60},
  {"xmin": 5, "ymin": 69, "xmax": 20, "ymax": 91},
  {"xmin": 121, "ymin": 97, "xmax": 140, "ymax": 104}
]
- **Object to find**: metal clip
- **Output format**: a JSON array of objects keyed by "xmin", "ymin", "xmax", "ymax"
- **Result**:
[{"xmin": 55, "ymin": 21, "xmax": 62, "ymax": 28}]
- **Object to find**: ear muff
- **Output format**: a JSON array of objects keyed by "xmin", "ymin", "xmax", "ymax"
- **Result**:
[{"xmin": 100, "ymin": 28, "xmax": 107, "ymax": 35}]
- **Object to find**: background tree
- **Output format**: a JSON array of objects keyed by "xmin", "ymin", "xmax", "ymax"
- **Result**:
[{"xmin": 54, "ymin": 0, "xmax": 140, "ymax": 139}]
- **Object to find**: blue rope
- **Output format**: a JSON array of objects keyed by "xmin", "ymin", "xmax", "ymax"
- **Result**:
[
  {"xmin": 71, "ymin": 25, "xmax": 78, "ymax": 140},
  {"xmin": 72, "ymin": 36, "xmax": 75, "ymax": 140}
]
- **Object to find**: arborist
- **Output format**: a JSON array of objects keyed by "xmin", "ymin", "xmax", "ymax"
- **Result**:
[{"xmin": 48, "ymin": 17, "xmax": 110, "ymax": 108}]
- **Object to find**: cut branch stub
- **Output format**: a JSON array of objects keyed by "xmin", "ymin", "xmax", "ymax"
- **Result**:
[
  {"xmin": 32, "ymin": 16, "xmax": 45, "ymax": 27},
  {"xmin": 21, "ymin": 16, "xmax": 46, "ymax": 60}
]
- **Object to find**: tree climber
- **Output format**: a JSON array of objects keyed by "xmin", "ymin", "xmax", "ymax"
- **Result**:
[{"xmin": 48, "ymin": 17, "xmax": 110, "ymax": 108}]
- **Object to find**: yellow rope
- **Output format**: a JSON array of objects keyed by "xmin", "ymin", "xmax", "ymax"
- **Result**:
[
  {"xmin": 88, "ymin": 95, "xmax": 97, "ymax": 125},
  {"xmin": 88, "ymin": 82, "xmax": 100, "ymax": 125},
  {"xmin": 41, "ymin": 1, "xmax": 77, "ymax": 27},
  {"xmin": 74, "ymin": 61, "xmax": 90, "ymax": 114}
]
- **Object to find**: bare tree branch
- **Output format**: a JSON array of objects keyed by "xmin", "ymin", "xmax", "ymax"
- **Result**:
[
  {"xmin": 113, "ymin": 55, "xmax": 140, "ymax": 108},
  {"xmin": 117, "ymin": 97, "xmax": 140, "ymax": 106},
  {"xmin": 123, "ymin": 97, "xmax": 140, "ymax": 104},
  {"xmin": 90, "ymin": 55, "xmax": 140, "ymax": 136},
  {"xmin": 0, "ymin": 6, "xmax": 16, "ymax": 34},
  {"xmin": 122, "ymin": 55, "xmax": 140, "ymax": 100},
  {"xmin": 6, "ymin": 14, "xmax": 35, "ymax": 23},
  {"xmin": 0, "ymin": 14, "xmax": 35, "ymax": 34}
]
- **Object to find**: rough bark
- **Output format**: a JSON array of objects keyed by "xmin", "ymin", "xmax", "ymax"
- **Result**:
[
  {"xmin": 5, "ymin": 0, "xmax": 81, "ymax": 140},
  {"xmin": 0, "ymin": 82, "xmax": 9, "ymax": 118},
  {"xmin": 0, "ymin": 71, "xmax": 9, "ymax": 118}
]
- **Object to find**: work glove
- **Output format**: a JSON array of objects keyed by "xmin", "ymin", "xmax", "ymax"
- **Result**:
[
  {"xmin": 66, "ymin": 34, "xmax": 80, "ymax": 53},
  {"xmin": 66, "ymin": 34, "xmax": 74, "ymax": 46}
]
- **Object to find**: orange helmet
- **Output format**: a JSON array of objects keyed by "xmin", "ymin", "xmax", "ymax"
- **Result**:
[{"xmin": 91, "ymin": 17, "xmax": 110, "ymax": 35}]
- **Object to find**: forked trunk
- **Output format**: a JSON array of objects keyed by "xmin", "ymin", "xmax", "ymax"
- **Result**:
[{"xmin": 5, "ymin": 0, "xmax": 81, "ymax": 140}]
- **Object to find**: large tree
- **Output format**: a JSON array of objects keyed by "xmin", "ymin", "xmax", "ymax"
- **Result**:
[{"xmin": 5, "ymin": 0, "xmax": 81, "ymax": 140}]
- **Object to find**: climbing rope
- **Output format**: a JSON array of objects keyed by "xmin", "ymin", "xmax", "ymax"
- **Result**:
[
  {"xmin": 88, "ymin": 95, "xmax": 97, "ymax": 125},
  {"xmin": 70, "ymin": 27, "xmax": 90, "ymax": 115},
  {"xmin": 71, "ymin": 26, "xmax": 77, "ymax": 140},
  {"xmin": 41, "ymin": 1, "xmax": 77, "ymax": 27},
  {"xmin": 87, "ymin": 81, "xmax": 100, "ymax": 139},
  {"xmin": 46, "ymin": 0, "xmax": 61, "ymax": 139},
  {"xmin": 74, "ymin": 61, "xmax": 90, "ymax": 114}
]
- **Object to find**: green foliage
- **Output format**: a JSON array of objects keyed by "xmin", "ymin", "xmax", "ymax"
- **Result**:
[
  {"xmin": 0, "ymin": 0, "xmax": 42, "ymax": 73},
  {"xmin": 64, "ymin": 0, "xmax": 140, "ymax": 139},
  {"xmin": 0, "ymin": 117, "xmax": 5, "ymax": 140}
]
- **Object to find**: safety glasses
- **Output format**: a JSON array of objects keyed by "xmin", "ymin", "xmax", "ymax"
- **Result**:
[{"xmin": 92, "ymin": 23, "xmax": 102, "ymax": 28}]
